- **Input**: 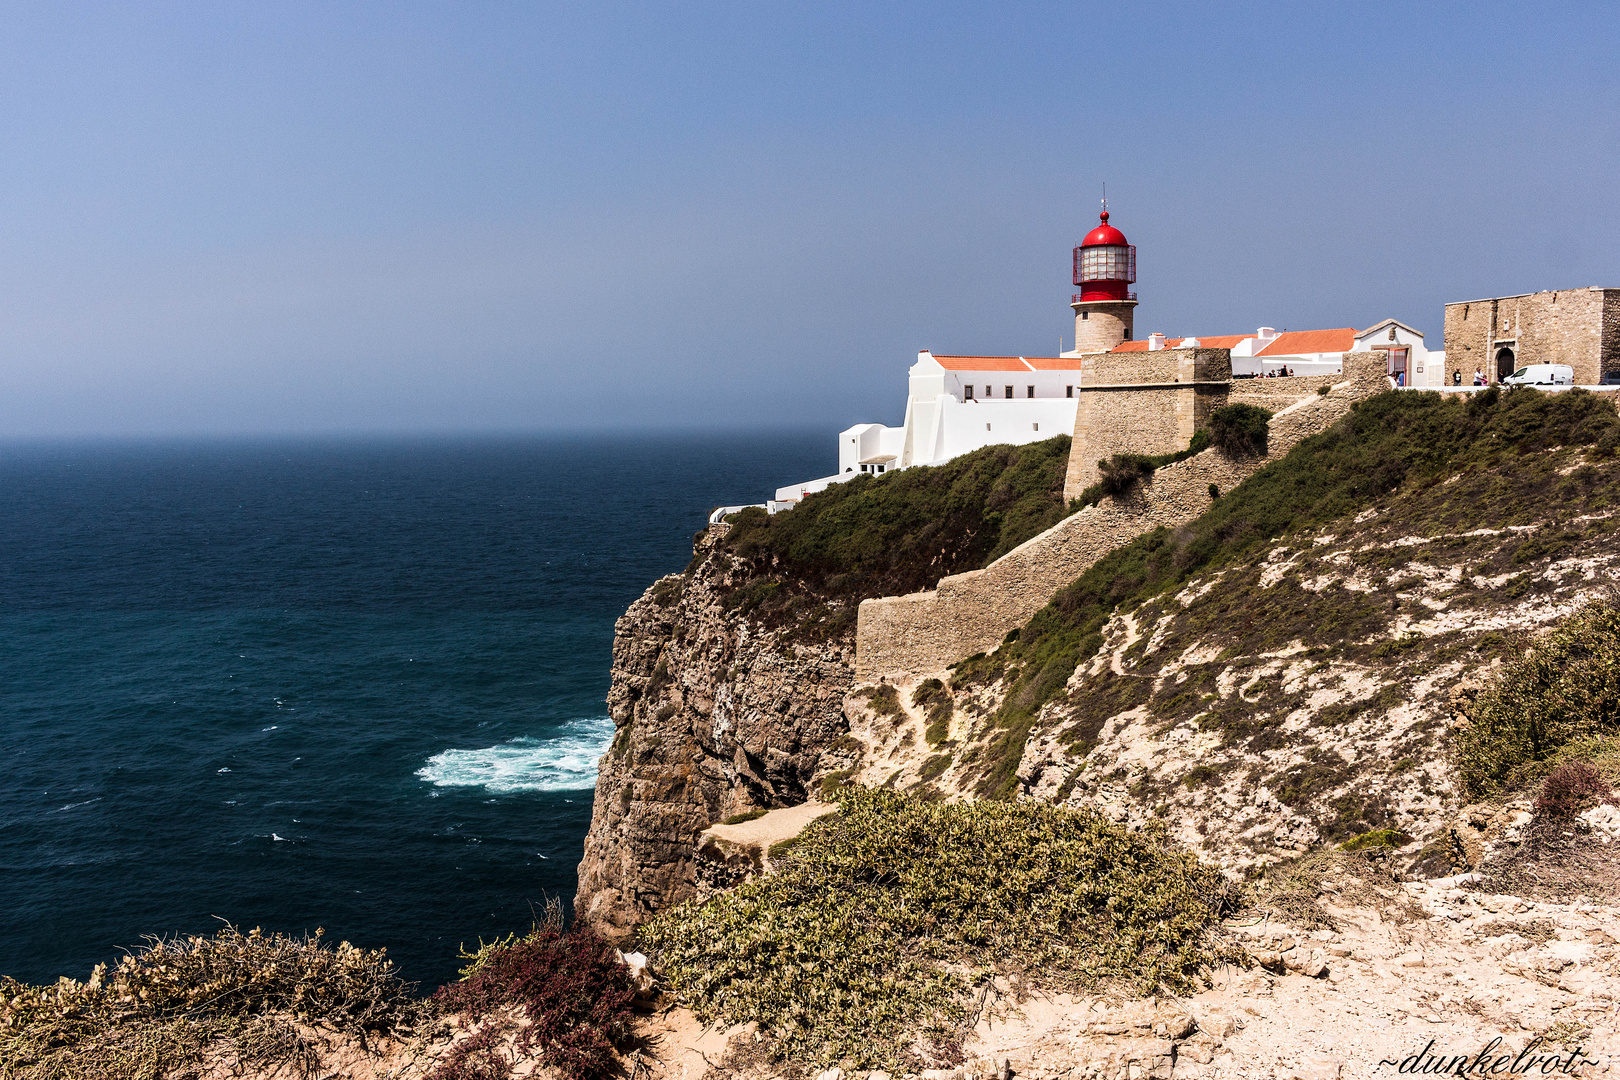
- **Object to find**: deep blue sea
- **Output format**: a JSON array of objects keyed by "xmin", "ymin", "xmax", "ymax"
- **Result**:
[{"xmin": 0, "ymin": 432, "xmax": 826, "ymax": 990}]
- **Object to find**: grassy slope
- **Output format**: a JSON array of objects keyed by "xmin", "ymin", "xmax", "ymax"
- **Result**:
[
  {"xmin": 957, "ymin": 387, "xmax": 1620, "ymax": 800},
  {"xmin": 705, "ymin": 435, "xmax": 1073, "ymax": 637}
]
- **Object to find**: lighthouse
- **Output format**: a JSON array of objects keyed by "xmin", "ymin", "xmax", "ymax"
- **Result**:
[{"xmin": 1071, "ymin": 206, "xmax": 1137, "ymax": 353}]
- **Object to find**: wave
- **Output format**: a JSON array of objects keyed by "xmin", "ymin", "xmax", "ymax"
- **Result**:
[{"xmin": 416, "ymin": 716, "xmax": 613, "ymax": 794}]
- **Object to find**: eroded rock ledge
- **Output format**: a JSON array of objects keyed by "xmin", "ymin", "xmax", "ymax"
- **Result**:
[{"xmin": 575, "ymin": 531, "xmax": 855, "ymax": 937}]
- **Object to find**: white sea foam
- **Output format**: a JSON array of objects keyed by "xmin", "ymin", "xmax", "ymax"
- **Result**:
[{"xmin": 416, "ymin": 716, "xmax": 613, "ymax": 794}]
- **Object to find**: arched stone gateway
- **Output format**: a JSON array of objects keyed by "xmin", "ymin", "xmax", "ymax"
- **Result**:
[{"xmin": 1496, "ymin": 346, "xmax": 1516, "ymax": 381}]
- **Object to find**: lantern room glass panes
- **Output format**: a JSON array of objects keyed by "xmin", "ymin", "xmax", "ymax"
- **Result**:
[{"xmin": 1078, "ymin": 244, "xmax": 1136, "ymax": 282}]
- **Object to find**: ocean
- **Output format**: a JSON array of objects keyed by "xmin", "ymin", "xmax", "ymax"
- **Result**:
[{"xmin": 0, "ymin": 431, "xmax": 827, "ymax": 989}]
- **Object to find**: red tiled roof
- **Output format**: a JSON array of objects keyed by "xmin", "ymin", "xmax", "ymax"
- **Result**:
[
  {"xmin": 1256, "ymin": 328, "xmax": 1356, "ymax": 356},
  {"xmin": 1110, "ymin": 334, "xmax": 1256, "ymax": 353},
  {"xmin": 930, "ymin": 354, "xmax": 1034, "ymax": 371},
  {"xmin": 1022, "ymin": 356, "xmax": 1088, "ymax": 370}
]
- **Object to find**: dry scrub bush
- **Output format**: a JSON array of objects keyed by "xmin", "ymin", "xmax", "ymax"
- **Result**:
[
  {"xmin": 641, "ymin": 787, "xmax": 1240, "ymax": 1068},
  {"xmin": 1535, "ymin": 762, "xmax": 1614, "ymax": 819},
  {"xmin": 1454, "ymin": 602, "xmax": 1620, "ymax": 798},
  {"xmin": 0, "ymin": 924, "xmax": 421, "ymax": 1080}
]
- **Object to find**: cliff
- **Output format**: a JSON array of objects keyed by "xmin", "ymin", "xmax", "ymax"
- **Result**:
[
  {"xmin": 579, "ymin": 387, "xmax": 1620, "ymax": 941},
  {"xmin": 575, "ymin": 437, "xmax": 1077, "ymax": 935},
  {"xmin": 573, "ymin": 531, "xmax": 856, "ymax": 937}
]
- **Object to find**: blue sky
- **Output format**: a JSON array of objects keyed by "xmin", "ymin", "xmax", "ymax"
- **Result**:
[{"xmin": 1, "ymin": 1, "xmax": 1616, "ymax": 437}]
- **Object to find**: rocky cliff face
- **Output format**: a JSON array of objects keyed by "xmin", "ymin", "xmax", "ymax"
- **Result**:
[{"xmin": 575, "ymin": 530, "xmax": 855, "ymax": 938}]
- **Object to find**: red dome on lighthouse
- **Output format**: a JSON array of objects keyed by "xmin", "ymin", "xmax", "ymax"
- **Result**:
[
  {"xmin": 1072, "ymin": 208, "xmax": 1137, "ymax": 303},
  {"xmin": 1081, "ymin": 210, "xmax": 1129, "ymax": 248}
]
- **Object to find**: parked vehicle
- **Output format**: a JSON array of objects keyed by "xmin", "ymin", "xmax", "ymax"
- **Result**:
[
  {"xmin": 1600, "ymin": 369, "xmax": 1620, "ymax": 386},
  {"xmin": 1502, "ymin": 364, "xmax": 1575, "ymax": 387}
]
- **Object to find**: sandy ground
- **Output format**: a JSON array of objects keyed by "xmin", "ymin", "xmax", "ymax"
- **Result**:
[{"xmin": 701, "ymin": 802, "xmax": 837, "ymax": 851}]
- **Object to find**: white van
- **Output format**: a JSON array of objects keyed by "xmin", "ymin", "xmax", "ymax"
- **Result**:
[{"xmin": 1503, "ymin": 364, "xmax": 1574, "ymax": 387}]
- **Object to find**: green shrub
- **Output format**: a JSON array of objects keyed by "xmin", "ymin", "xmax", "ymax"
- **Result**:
[
  {"xmin": 1097, "ymin": 453, "xmax": 1157, "ymax": 498},
  {"xmin": 1337, "ymin": 828, "xmax": 1412, "ymax": 852},
  {"xmin": 1070, "ymin": 433, "xmax": 1215, "ymax": 511},
  {"xmin": 912, "ymin": 678, "xmax": 955, "ymax": 745},
  {"xmin": 649, "ymin": 576, "xmax": 684, "ymax": 607},
  {"xmin": 1209, "ymin": 403, "xmax": 1273, "ymax": 457},
  {"xmin": 1454, "ymin": 602, "xmax": 1620, "ymax": 797},
  {"xmin": 861, "ymin": 684, "xmax": 905, "ymax": 721},
  {"xmin": 640, "ymin": 789, "xmax": 1238, "ymax": 1067},
  {"xmin": 722, "ymin": 808, "xmax": 768, "ymax": 825},
  {"xmin": 819, "ymin": 769, "xmax": 856, "ymax": 798}
]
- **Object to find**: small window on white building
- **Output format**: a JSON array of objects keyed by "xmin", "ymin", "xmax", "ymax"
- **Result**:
[
  {"xmin": 985, "ymin": 423, "xmax": 991, "ymax": 431},
  {"xmin": 876, "ymin": 465, "xmax": 884, "ymax": 474},
  {"xmin": 964, "ymin": 385, "xmax": 974, "ymax": 400},
  {"xmin": 1004, "ymin": 385, "xmax": 1013, "ymax": 399},
  {"xmin": 1066, "ymin": 385, "xmax": 1074, "ymax": 397},
  {"xmin": 1027, "ymin": 385, "xmax": 1035, "ymax": 397},
  {"xmin": 1032, "ymin": 423, "xmax": 1039, "ymax": 431},
  {"xmin": 984, "ymin": 386, "xmax": 992, "ymax": 397}
]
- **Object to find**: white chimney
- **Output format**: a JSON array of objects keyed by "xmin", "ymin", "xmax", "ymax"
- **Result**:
[
  {"xmin": 1256, "ymin": 326, "xmax": 1278, "ymax": 343},
  {"xmin": 1148, "ymin": 332, "xmax": 1166, "ymax": 351}
]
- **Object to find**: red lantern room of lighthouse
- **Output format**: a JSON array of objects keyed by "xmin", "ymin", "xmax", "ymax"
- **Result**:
[{"xmin": 1070, "ymin": 207, "xmax": 1138, "ymax": 354}]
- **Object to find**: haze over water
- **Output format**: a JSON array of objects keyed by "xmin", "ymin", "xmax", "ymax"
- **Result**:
[{"xmin": 0, "ymin": 432, "xmax": 824, "ymax": 988}]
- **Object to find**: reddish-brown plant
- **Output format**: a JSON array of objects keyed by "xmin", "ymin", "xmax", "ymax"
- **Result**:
[
  {"xmin": 1535, "ymin": 762, "xmax": 1613, "ymax": 819},
  {"xmin": 429, "ymin": 926, "xmax": 636, "ymax": 1080}
]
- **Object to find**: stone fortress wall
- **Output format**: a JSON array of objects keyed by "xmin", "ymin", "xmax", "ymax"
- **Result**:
[
  {"xmin": 1443, "ymin": 288, "xmax": 1620, "ymax": 384},
  {"xmin": 854, "ymin": 351, "xmax": 1391, "ymax": 680},
  {"xmin": 1063, "ymin": 348, "xmax": 1232, "ymax": 498}
]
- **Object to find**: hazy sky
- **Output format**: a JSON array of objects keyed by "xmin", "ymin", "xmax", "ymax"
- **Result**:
[{"xmin": 2, "ymin": 1, "xmax": 1616, "ymax": 438}]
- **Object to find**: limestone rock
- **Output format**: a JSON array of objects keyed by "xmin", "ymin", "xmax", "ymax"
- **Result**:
[{"xmin": 575, "ymin": 531, "xmax": 856, "ymax": 938}]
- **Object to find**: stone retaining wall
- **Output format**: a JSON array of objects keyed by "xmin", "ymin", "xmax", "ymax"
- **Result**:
[
  {"xmin": 1228, "ymin": 373, "xmax": 1341, "ymax": 404},
  {"xmin": 855, "ymin": 353, "xmax": 1389, "ymax": 680}
]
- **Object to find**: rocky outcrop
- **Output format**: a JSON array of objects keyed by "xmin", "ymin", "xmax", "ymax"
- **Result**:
[{"xmin": 575, "ymin": 531, "xmax": 854, "ymax": 938}]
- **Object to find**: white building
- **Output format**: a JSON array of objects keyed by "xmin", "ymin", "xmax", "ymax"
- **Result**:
[
  {"xmin": 1353, "ymin": 319, "xmax": 1445, "ymax": 386},
  {"xmin": 772, "ymin": 352, "xmax": 1084, "ymax": 505},
  {"xmin": 765, "ymin": 321, "xmax": 1429, "ymax": 509}
]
